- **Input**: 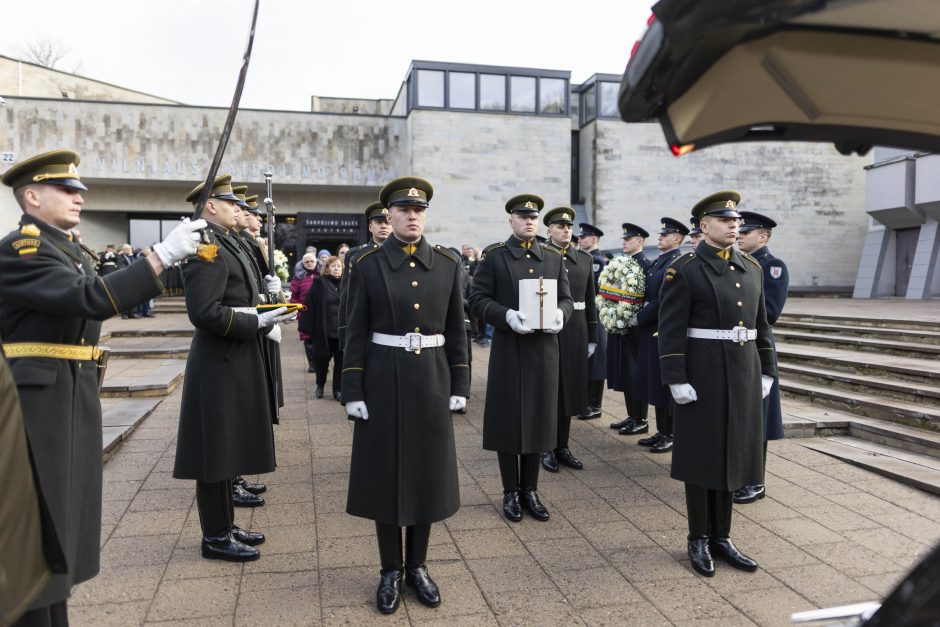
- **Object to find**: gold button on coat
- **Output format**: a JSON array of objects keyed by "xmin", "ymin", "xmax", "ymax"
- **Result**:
[
  {"xmin": 414, "ymin": 303, "xmax": 420, "ymax": 310},
  {"xmin": 412, "ymin": 281, "xmax": 418, "ymax": 287},
  {"xmin": 735, "ymin": 283, "xmax": 740, "ymax": 288},
  {"xmin": 737, "ymin": 301, "xmax": 742, "ymax": 307},
  {"xmin": 409, "ymin": 262, "xmax": 416, "ymax": 268},
  {"xmin": 528, "ymin": 268, "xmax": 534, "ymax": 274}
]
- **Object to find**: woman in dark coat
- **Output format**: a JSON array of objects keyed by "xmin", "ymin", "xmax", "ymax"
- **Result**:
[
  {"xmin": 301, "ymin": 255, "xmax": 343, "ymax": 400},
  {"xmin": 291, "ymin": 252, "xmax": 320, "ymax": 372}
]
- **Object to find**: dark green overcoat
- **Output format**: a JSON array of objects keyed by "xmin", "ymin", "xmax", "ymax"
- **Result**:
[
  {"xmin": 0, "ymin": 216, "xmax": 163, "ymax": 607},
  {"xmin": 469, "ymin": 237, "xmax": 574, "ymax": 453},
  {"xmin": 342, "ymin": 237, "xmax": 469, "ymax": 526},
  {"xmin": 338, "ymin": 240, "xmax": 379, "ymax": 349},
  {"xmin": 658, "ymin": 241, "xmax": 776, "ymax": 491},
  {"xmin": 545, "ymin": 242, "xmax": 598, "ymax": 417},
  {"xmin": 173, "ymin": 223, "xmax": 276, "ymax": 482}
]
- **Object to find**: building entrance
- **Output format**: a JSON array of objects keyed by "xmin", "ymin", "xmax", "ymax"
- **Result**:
[
  {"xmin": 296, "ymin": 212, "xmax": 366, "ymax": 261},
  {"xmin": 895, "ymin": 227, "xmax": 919, "ymax": 296}
]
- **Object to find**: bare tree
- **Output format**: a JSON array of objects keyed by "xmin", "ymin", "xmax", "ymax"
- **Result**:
[{"xmin": 20, "ymin": 37, "xmax": 69, "ymax": 69}]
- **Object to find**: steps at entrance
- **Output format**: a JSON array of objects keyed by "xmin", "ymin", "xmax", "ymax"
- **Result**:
[
  {"xmin": 101, "ymin": 397, "xmax": 163, "ymax": 458},
  {"xmin": 103, "ymin": 336, "xmax": 192, "ymax": 359},
  {"xmin": 776, "ymin": 343, "xmax": 940, "ymax": 385},
  {"xmin": 779, "ymin": 362, "xmax": 940, "ymax": 406},
  {"xmin": 775, "ymin": 319, "xmax": 940, "ymax": 345},
  {"xmin": 778, "ymin": 311, "xmax": 940, "ymax": 331},
  {"xmin": 774, "ymin": 328, "xmax": 940, "ymax": 359}
]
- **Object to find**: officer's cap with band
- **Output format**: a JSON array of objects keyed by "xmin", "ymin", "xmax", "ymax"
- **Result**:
[
  {"xmin": 691, "ymin": 190, "xmax": 742, "ymax": 221},
  {"xmin": 380, "ymin": 176, "xmax": 433, "ymax": 208},
  {"xmin": 621, "ymin": 223, "xmax": 649, "ymax": 239},
  {"xmin": 688, "ymin": 215, "xmax": 702, "ymax": 236},
  {"xmin": 543, "ymin": 206, "xmax": 575, "ymax": 227},
  {"xmin": 505, "ymin": 194, "xmax": 544, "ymax": 216},
  {"xmin": 232, "ymin": 184, "xmax": 251, "ymax": 209},
  {"xmin": 660, "ymin": 217, "xmax": 690, "ymax": 236},
  {"xmin": 738, "ymin": 211, "xmax": 777, "ymax": 233},
  {"xmin": 185, "ymin": 174, "xmax": 240, "ymax": 204},
  {"xmin": 1, "ymin": 149, "xmax": 88, "ymax": 191},
  {"xmin": 245, "ymin": 194, "xmax": 261, "ymax": 214},
  {"xmin": 579, "ymin": 222, "xmax": 604, "ymax": 238},
  {"xmin": 365, "ymin": 200, "xmax": 390, "ymax": 222}
]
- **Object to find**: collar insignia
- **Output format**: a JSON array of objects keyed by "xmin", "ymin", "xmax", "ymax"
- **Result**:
[{"xmin": 20, "ymin": 223, "xmax": 41, "ymax": 236}]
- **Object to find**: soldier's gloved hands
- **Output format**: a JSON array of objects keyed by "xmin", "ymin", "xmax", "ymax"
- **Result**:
[
  {"xmin": 628, "ymin": 316, "xmax": 638, "ymax": 328},
  {"xmin": 761, "ymin": 375, "xmax": 774, "ymax": 399},
  {"xmin": 267, "ymin": 323, "xmax": 282, "ymax": 343},
  {"xmin": 346, "ymin": 401, "xmax": 369, "ymax": 421},
  {"xmin": 256, "ymin": 306, "xmax": 295, "ymax": 328},
  {"xmin": 153, "ymin": 218, "xmax": 207, "ymax": 266},
  {"xmin": 505, "ymin": 310, "xmax": 533, "ymax": 334},
  {"xmin": 587, "ymin": 342, "xmax": 597, "ymax": 357},
  {"xmin": 449, "ymin": 396, "xmax": 467, "ymax": 412},
  {"xmin": 545, "ymin": 310, "xmax": 565, "ymax": 334},
  {"xmin": 263, "ymin": 275, "xmax": 281, "ymax": 293},
  {"xmin": 669, "ymin": 383, "xmax": 698, "ymax": 404}
]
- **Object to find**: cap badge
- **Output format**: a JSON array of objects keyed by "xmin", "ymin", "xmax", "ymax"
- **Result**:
[
  {"xmin": 725, "ymin": 200, "xmax": 736, "ymax": 208},
  {"xmin": 562, "ymin": 213, "xmax": 571, "ymax": 221},
  {"xmin": 381, "ymin": 207, "xmax": 389, "ymax": 214},
  {"xmin": 407, "ymin": 187, "xmax": 420, "ymax": 198},
  {"xmin": 524, "ymin": 201, "xmax": 535, "ymax": 209},
  {"xmin": 68, "ymin": 163, "xmax": 78, "ymax": 174}
]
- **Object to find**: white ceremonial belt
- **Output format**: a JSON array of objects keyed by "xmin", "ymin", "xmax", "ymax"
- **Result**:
[
  {"xmin": 687, "ymin": 326, "xmax": 756, "ymax": 342},
  {"xmin": 372, "ymin": 332, "xmax": 445, "ymax": 352},
  {"xmin": 572, "ymin": 301, "xmax": 586, "ymax": 310}
]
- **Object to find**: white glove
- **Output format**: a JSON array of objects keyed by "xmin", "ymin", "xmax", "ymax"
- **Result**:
[
  {"xmin": 628, "ymin": 317, "xmax": 638, "ymax": 328},
  {"xmin": 761, "ymin": 375, "xmax": 774, "ymax": 399},
  {"xmin": 346, "ymin": 400, "xmax": 369, "ymax": 421},
  {"xmin": 545, "ymin": 309, "xmax": 565, "ymax": 334},
  {"xmin": 669, "ymin": 383, "xmax": 698, "ymax": 405},
  {"xmin": 267, "ymin": 323, "xmax": 282, "ymax": 343},
  {"xmin": 587, "ymin": 342, "xmax": 597, "ymax": 357},
  {"xmin": 152, "ymin": 218, "xmax": 207, "ymax": 266},
  {"xmin": 505, "ymin": 310, "xmax": 533, "ymax": 334},
  {"xmin": 256, "ymin": 306, "xmax": 295, "ymax": 328},
  {"xmin": 263, "ymin": 275, "xmax": 281, "ymax": 293},
  {"xmin": 449, "ymin": 396, "xmax": 467, "ymax": 411}
]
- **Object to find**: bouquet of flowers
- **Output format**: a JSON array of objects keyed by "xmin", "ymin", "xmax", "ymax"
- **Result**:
[
  {"xmin": 272, "ymin": 249, "xmax": 289, "ymax": 283},
  {"xmin": 596, "ymin": 256, "xmax": 646, "ymax": 334}
]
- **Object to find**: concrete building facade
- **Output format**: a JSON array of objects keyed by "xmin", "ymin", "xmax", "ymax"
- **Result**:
[{"xmin": 1, "ymin": 57, "xmax": 882, "ymax": 290}]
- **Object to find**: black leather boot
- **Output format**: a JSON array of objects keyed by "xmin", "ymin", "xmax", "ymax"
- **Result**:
[
  {"xmin": 315, "ymin": 385, "xmax": 324, "ymax": 399},
  {"xmin": 555, "ymin": 447, "xmax": 583, "ymax": 470},
  {"xmin": 502, "ymin": 490, "xmax": 522, "ymax": 522},
  {"xmin": 687, "ymin": 536, "xmax": 715, "ymax": 577},
  {"xmin": 541, "ymin": 451, "xmax": 559, "ymax": 473},
  {"xmin": 233, "ymin": 483, "xmax": 265, "ymax": 507},
  {"xmin": 376, "ymin": 569, "xmax": 403, "ymax": 614},
  {"xmin": 405, "ymin": 564, "xmax": 441, "ymax": 607},
  {"xmin": 610, "ymin": 417, "xmax": 632, "ymax": 429},
  {"xmin": 202, "ymin": 531, "xmax": 260, "ymax": 562},
  {"xmin": 520, "ymin": 489, "xmax": 550, "ymax": 521},
  {"xmin": 333, "ymin": 390, "xmax": 342, "ymax": 402},
  {"xmin": 710, "ymin": 537, "xmax": 758, "ymax": 572},
  {"xmin": 650, "ymin": 434, "xmax": 674, "ymax": 453},
  {"xmin": 234, "ymin": 476, "xmax": 266, "ymax": 495},
  {"xmin": 733, "ymin": 484, "xmax": 766, "ymax": 504},
  {"xmin": 637, "ymin": 432, "xmax": 663, "ymax": 447},
  {"xmin": 619, "ymin": 418, "xmax": 649, "ymax": 436},
  {"xmin": 231, "ymin": 525, "xmax": 265, "ymax": 546},
  {"xmin": 576, "ymin": 406, "xmax": 601, "ymax": 420}
]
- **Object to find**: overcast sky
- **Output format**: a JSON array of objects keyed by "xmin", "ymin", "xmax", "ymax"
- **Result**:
[{"xmin": 1, "ymin": 0, "xmax": 655, "ymax": 111}]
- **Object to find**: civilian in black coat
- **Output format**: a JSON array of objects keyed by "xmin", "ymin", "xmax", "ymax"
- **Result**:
[{"xmin": 302, "ymin": 256, "xmax": 344, "ymax": 400}]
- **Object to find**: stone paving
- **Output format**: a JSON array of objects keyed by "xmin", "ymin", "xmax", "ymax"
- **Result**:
[{"xmin": 72, "ymin": 310, "xmax": 940, "ymax": 626}]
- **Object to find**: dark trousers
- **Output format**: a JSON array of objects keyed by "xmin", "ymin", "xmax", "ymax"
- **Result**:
[
  {"xmin": 375, "ymin": 522, "xmax": 432, "ymax": 571},
  {"xmin": 12, "ymin": 601, "xmax": 68, "ymax": 627},
  {"xmin": 587, "ymin": 379, "xmax": 604, "ymax": 409},
  {"xmin": 556, "ymin": 414, "xmax": 572, "ymax": 449},
  {"xmin": 303, "ymin": 339, "xmax": 316, "ymax": 368},
  {"xmin": 314, "ymin": 337, "xmax": 343, "ymax": 392},
  {"xmin": 654, "ymin": 404, "xmax": 673, "ymax": 436},
  {"xmin": 497, "ymin": 452, "xmax": 540, "ymax": 492},
  {"xmin": 623, "ymin": 391, "xmax": 648, "ymax": 423},
  {"xmin": 196, "ymin": 479, "xmax": 234, "ymax": 537},
  {"xmin": 685, "ymin": 483, "xmax": 733, "ymax": 538}
]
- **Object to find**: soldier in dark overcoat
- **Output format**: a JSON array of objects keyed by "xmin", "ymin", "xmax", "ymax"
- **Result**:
[
  {"xmin": 576, "ymin": 222, "xmax": 607, "ymax": 419},
  {"xmin": 338, "ymin": 201, "xmax": 390, "ymax": 349},
  {"xmin": 734, "ymin": 211, "xmax": 789, "ymax": 504},
  {"xmin": 659, "ymin": 191, "xmax": 776, "ymax": 578},
  {"xmin": 342, "ymin": 177, "xmax": 468, "ymax": 615},
  {"xmin": 469, "ymin": 194, "xmax": 574, "ymax": 523},
  {"xmin": 173, "ymin": 175, "xmax": 293, "ymax": 564},
  {"xmin": 608, "ymin": 223, "xmax": 652, "ymax": 434},
  {"xmin": 0, "ymin": 150, "xmax": 203, "ymax": 624},
  {"xmin": 629, "ymin": 218, "xmax": 689, "ymax": 452},
  {"xmin": 540, "ymin": 207, "xmax": 597, "ymax": 473}
]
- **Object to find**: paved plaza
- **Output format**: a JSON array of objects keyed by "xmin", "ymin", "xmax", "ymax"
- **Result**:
[{"xmin": 72, "ymin": 313, "xmax": 940, "ymax": 626}]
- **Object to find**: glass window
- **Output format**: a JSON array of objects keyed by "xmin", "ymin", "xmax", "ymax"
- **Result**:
[
  {"xmin": 581, "ymin": 84, "xmax": 597, "ymax": 124},
  {"xmin": 480, "ymin": 74, "xmax": 506, "ymax": 111},
  {"xmin": 449, "ymin": 72, "xmax": 476, "ymax": 109},
  {"xmin": 599, "ymin": 81, "xmax": 620, "ymax": 118},
  {"xmin": 129, "ymin": 219, "xmax": 161, "ymax": 250},
  {"xmin": 416, "ymin": 70, "xmax": 444, "ymax": 107},
  {"xmin": 539, "ymin": 77, "xmax": 566, "ymax": 114},
  {"xmin": 510, "ymin": 76, "xmax": 536, "ymax": 113}
]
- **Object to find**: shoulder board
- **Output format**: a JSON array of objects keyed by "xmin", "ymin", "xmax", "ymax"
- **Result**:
[
  {"xmin": 432, "ymin": 244, "xmax": 459, "ymax": 263},
  {"xmin": 741, "ymin": 252, "xmax": 761, "ymax": 269},
  {"xmin": 355, "ymin": 246, "xmax": 380, "ymax": 265},
  {"xmin": 20, "ymin": 223, "xmax": 42, "ymax": 237},
  {"xmin": 672, "ymin": 252, "xmax": 696, "ymax": 270},
  {"xmin": 541, "ymin": 243, "xmax": 562, "ymax": 255},
  {"xmin": 482, "ymin": 242, "xmax": 505, "ymax": 255}
]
